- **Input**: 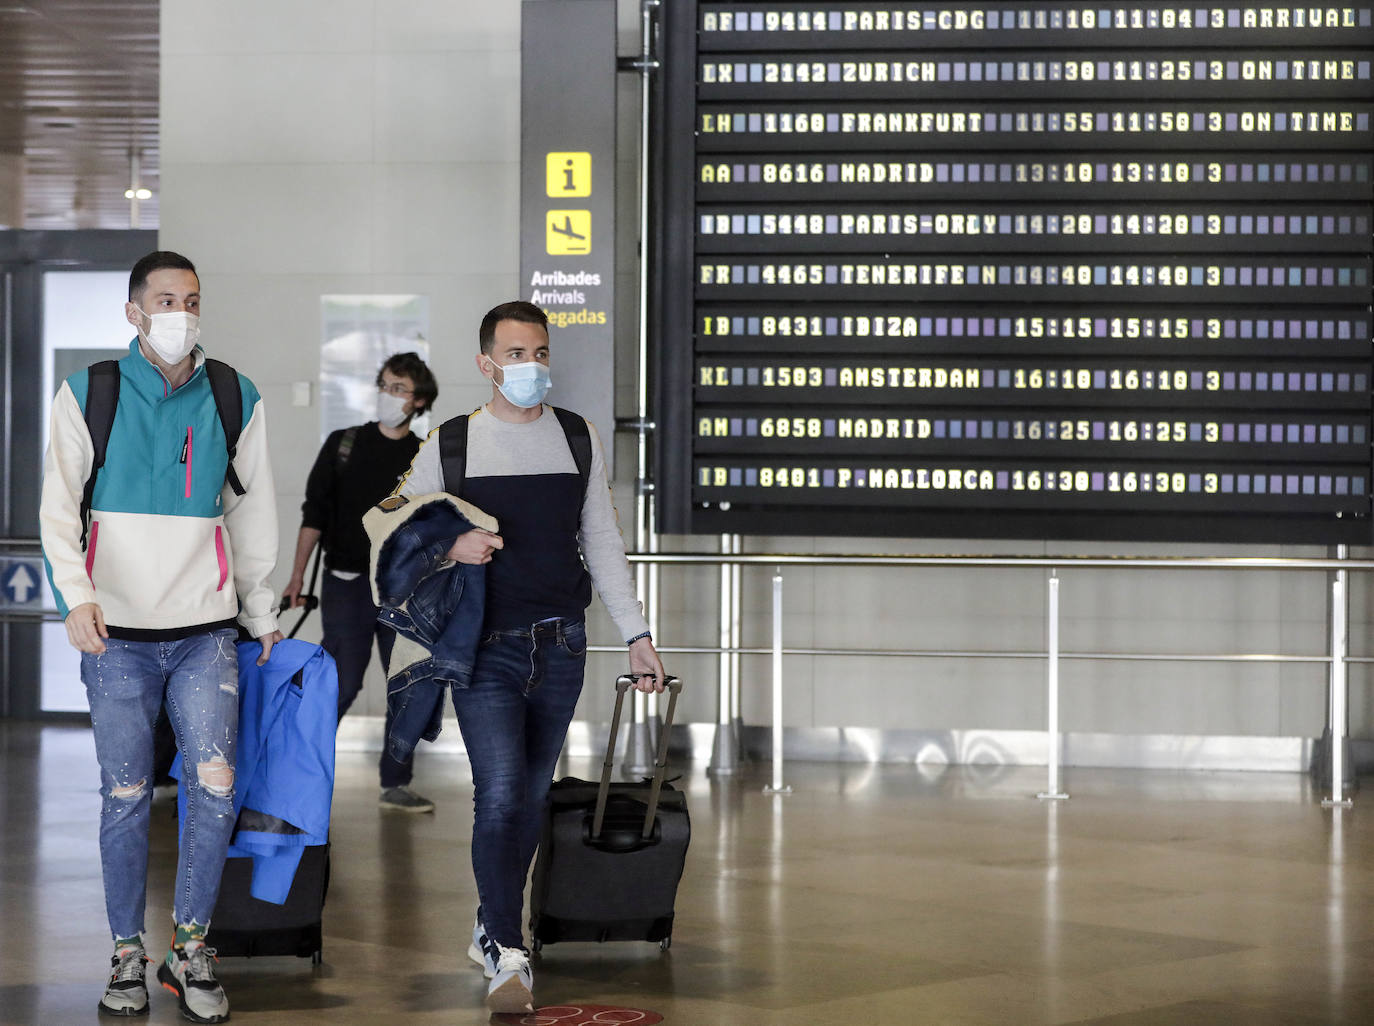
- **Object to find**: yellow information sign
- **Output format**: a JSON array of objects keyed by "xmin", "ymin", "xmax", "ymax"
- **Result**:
[
  {"xmin": 546, "ymin": 152, "xmax": 592, "ymax": 197},
  {"xmin": 546, "ymin": 209, "xmax": 592, "ymax": 254}
]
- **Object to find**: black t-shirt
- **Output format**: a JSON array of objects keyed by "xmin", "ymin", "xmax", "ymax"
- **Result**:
[{"xmin": 301, "ymin": 422, "xmax": 421, "ymax": 574}]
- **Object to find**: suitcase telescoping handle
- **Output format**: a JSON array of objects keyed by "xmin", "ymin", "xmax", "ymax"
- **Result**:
[{"xmin": 592, "ymin": 674, "xmax": 683, "ymax": 842}]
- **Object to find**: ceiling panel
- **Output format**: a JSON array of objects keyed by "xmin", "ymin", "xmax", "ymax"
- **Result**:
[{"xmin": 0, "ymin": 0, "xmax": 158, "ymax": 229}]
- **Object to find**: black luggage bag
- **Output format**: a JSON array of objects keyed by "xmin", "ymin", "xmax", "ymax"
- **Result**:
[
  {"xmin": 529, "ymin": 674, "xmax": 689, "ymax": 951},
  {"xmin": 205, "ymin": 842, "xmax": 330, "ymax": 963}
]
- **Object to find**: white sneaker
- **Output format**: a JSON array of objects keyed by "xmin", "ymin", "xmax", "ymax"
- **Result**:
[
  {"xmin": 466, "ymin": 915, "xmax": 496, "ymax": 979},
  {"xmin": 486, "ymin": 944, "xmax": 533, "ymax": 1013}
]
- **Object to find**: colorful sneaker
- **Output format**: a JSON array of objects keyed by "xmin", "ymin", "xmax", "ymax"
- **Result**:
[
  {"xmin": 467, "ymin": 915, "xmax": 496, "ymax": 978},
  {"xmin": 99, "ymin": 944, "xmax": 149, "ymax": 1016},
  {"xmin": 486, "ymin": 944, "xmax": 533, "ymax": 1014},
  {"xmin": 379, "ymin": 786, "xmax": 435, "ymax": 813},
  {"xmin": 157, "ymin": 942, "xmax": 229, "ymax": 1023}
]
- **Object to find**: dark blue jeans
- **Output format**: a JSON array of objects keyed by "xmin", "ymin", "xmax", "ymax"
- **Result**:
[
  {"xmin": 451, "ymin": 617, "xmax": 587, "ymax": 949},
  {"xmin": 82, "ymin": 628, "xmax": 239, "ymax": 938},
  {"xmin": 321, "ymin": 571, "xmax": 411, "ymax": 789}
]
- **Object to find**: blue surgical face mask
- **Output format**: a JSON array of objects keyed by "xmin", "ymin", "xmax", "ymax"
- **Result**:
[{"xmin": 491, "ymin": 359, "xmax": 551, "ymax": 408}]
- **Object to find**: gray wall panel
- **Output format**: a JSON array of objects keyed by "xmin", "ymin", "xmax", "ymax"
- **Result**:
[{"xmin": 157, "ymin": 0, "xmax": 1374, "ymax": 754}]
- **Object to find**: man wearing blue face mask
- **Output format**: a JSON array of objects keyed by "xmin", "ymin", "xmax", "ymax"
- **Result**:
[
  {"xmin": 40, "ymin": 250, "xmax": 281, "ymax": 1023},
  {"xmin": 387, "ymin": 300, "xmax": 665, "ymax": 1014},
  {"xmin": 283, "ymin": 352, "xmax": 440, "ymax": 812}
]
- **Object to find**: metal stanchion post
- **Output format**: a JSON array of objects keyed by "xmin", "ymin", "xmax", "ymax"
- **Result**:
[
  {"xmin": 763, "ymin": 569, "xmax": 792, "ymax": 795},
  {"xmin": 709, "ymin": 534, "xmax": 739, "ymax": 775},
  {"xmin": 1038, "ymin": 570, "xmax": 1069, "ymax": 801},
  {"xmin": 1323, "ymin": 549, "xmax": 1353, "ymax": 809},
  {"xmin": 625, "ymin": 660, "xmax": 661, "ymax": 779},
  {"xmin": 624, "ymin": 527, "xmax": 656, "ymax": 776},
  {"xmin": 729, "ymin": 534, "xmax": 745, "ymax": 761}
]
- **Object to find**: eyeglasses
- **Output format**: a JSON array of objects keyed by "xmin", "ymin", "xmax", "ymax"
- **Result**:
[{"xmin": 379, "ymin": 382, "xmax": 414, "ymax": 397}]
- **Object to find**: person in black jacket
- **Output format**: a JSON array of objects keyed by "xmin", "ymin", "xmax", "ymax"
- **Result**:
[{"xmin": 283, "ymin": 351, "xmax": 440, "ymax": 812}]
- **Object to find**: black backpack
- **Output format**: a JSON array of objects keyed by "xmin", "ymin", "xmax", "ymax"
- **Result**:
[
  {"xmin": 437, "ymin": 406, "xmax": 591, "ymax": 495},
  {"xmin": 79, "ymin": 358, "xmax": 246, "ymax": 551}
]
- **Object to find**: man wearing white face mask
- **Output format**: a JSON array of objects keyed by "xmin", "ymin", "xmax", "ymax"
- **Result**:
[
  {"xmin": 40, "ymin": 250, "xmax": 281, "ymax": 1022},
  {"xmin": 388, "ymin": 301, "xmax": 665, "ymax": 1013},
  {"xmin": 283, "ymin": 352, "xmax": 440, "ymax": 812}
]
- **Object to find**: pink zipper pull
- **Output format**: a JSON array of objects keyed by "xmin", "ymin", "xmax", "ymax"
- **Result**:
[{"xmin": 183, "ymin": 426, "xmax": 193, "ymax": 498}]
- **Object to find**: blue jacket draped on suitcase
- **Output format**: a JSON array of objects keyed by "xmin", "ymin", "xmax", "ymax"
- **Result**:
[{"xmin": 173, "ymin": 638, "xmax": 338, "ymax": 903}]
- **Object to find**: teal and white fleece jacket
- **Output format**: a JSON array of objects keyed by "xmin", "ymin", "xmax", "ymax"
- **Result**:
[{"xmin": 40, "ymin": 340, "xmax": 280, "ymax": 640}]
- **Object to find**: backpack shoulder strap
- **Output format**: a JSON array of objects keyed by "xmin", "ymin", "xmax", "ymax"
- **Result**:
[
  {"xmin": 335, "ymin": 425, "xmax": 360, "ymax": 473},
  {"xmin": 79, "ymin": 361, "xmax": 120, "ymax": 551},
  {"xmin": 204, "ymin": 358, "xmax": 246, "ymax": 496},
  {"xmin": 551, "ymin": 406, "xmax": 592, "ymax": 493},
  {"xmin": 438, "ymin": 411, "xmax": 474, "ymax": 495},
  {"xmin": 439, "ymin": 407, "xmax": 591, "ymax": 497}
]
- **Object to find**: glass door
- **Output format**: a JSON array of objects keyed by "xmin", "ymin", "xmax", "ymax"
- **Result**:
[
  {"xmin": 38, "ymin": 270, "xmax": 132, "ymax": 711},
  {"xmin": 0, "ymin": 229, "xmax": 156, "ymax": 718}
]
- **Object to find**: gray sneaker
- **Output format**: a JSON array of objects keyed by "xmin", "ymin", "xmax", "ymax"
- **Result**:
[
  {"xmin": 99, "ymin": 944, "xmax": 149, "ymax": 1016},
  {"xmin": 156, "ymin": 942, "xmax": 229, "ymax": 1023},
  {"xmin": 379, "ymin": 786, "xmax": 435, "ymax": 813}
]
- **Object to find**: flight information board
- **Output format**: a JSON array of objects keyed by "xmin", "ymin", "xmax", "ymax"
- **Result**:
[{"xmin": 653, "ymin": 1, "xmax": 1374, "ymax": 542}]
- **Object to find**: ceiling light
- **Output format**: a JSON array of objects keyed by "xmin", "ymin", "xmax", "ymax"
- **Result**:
[{"xmin": 124, "ymin": 188, "xmax": 151, "ymax": 200}]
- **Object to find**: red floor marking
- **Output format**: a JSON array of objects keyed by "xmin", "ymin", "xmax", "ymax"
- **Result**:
[{"xmin": 492, "ymin": 1005, "xmax": 664, "ymax": 1025}]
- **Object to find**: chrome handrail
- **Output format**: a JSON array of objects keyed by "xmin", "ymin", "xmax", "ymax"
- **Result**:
[{"xmin": 3, "ymin": 537, "xmax": 1363, "ymax": 802}]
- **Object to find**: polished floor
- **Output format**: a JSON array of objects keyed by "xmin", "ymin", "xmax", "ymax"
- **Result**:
[{"xmin": 2, "ymin": 720, "xmax": 1372, "ymax": 1025}]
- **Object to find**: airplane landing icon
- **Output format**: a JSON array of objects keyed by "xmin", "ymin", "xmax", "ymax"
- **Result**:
[
  {"xmin": 546, "ymin": 209, "xmax": 591, "ymax": 254},
  {"xmin": 551, "ymin": 215, "xmax": 587, "ymax": 241}
]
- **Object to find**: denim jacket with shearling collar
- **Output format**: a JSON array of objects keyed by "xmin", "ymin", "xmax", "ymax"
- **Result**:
[{"xmin": 363, "ymin": 491, "xmax": 498, "ymax": 762}]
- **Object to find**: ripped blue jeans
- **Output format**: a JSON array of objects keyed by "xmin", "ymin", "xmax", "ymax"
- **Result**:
[{"xmin": 82, "ymin": 628, "xmax": 239, "ymax": 939}]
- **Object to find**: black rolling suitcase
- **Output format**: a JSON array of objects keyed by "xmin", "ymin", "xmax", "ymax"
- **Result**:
[
  {"xmin": 529, "ymin": 675, "xmax": 689, "ymax": 951},
  {"xmin": 205, "ymin": 842, "xmax": 330, "ymax": 963}
]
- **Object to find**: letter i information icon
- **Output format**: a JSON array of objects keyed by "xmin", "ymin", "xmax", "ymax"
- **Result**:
[
  {"xmin": 546, "ymin": 152, "xmax": 591, "ymax": 197},
  {"xmin": 546, "ymin": 152, "xmax": 592, "ymax": 254}
]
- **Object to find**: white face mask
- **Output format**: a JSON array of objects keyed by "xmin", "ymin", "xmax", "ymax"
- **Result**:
[
  {"xmin": 376, "ymin": 391, "xmax": 411, "ymax": 429},
  {"xmin": 134, "ymin": 307, "xmax": 200, "ymax": 365}
]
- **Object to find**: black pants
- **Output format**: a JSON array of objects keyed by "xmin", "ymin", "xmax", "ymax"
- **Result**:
[{"xmin": 321, "ymin": 571, "xmax": 413, "ymax": 789}]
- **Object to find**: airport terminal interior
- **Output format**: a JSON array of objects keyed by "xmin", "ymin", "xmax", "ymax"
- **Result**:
[
  {"xmin": 4, "ymin": 722, "xmax": 1374, "ymax": 1026},
  {"xmin": 3, "ymin": 1, "xmax": 1374, "ymax": 1024}
]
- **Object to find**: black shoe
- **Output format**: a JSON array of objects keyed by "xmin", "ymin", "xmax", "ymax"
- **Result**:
[{"xmin": 379, "ymin": 786, "xmax": 435, "ymax": 813}]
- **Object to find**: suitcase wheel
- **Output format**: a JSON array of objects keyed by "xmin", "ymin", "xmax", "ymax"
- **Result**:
[
  {"xmin": 659, "ymin": 936, "xmax": 671, "ymax": 952},
  {"xmin": 532, "ymin": 938, "xmax": 543, "ymax": 953}
]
